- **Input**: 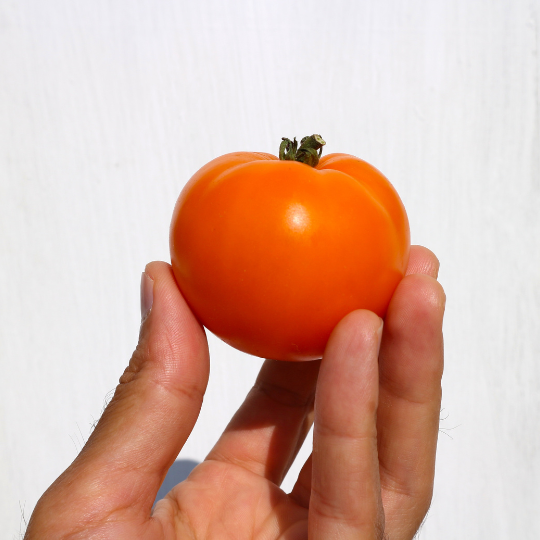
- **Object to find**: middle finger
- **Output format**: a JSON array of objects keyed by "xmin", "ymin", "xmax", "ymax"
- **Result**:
[{"xmin": 206, "ymin": 358, "xmax": 320, "ymax": 485}]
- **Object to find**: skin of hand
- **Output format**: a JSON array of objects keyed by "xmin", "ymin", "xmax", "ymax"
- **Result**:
[{"xmin": 24, "ymin": 245, "xmax": 445, "ymax": 540}]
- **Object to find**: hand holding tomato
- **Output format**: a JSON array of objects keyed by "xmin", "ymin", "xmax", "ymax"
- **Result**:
[
  {"xmin": 24, "ymin": 246, "xmax": 444, "ymax": 540},
  {"xmin": 170, "ymin": 136, "xmax": 410, "ymax": 360}
]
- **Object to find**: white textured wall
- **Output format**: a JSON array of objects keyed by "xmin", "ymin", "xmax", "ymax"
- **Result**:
[{"xmin": 1, "ymin": 0, "xmax": 539, "ymax": 537}]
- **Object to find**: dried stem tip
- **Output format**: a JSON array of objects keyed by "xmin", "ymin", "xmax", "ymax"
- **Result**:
[{"xmin": 279, "ymin": 134, "xmax": 326, "ymax": 167}]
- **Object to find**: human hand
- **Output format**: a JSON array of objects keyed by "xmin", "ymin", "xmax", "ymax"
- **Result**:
[{"xmin": 25, "ymin": 245, "xmax": 445, "ymax": 540}]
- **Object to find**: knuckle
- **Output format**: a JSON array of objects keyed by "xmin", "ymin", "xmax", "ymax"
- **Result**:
[
  {"xmin": 254, "ymin": 380, "xmax": 315, "ymax": 409},
  {"xmin": 118, "ymin": 347, "xmax": 147, "ymax": 385}
]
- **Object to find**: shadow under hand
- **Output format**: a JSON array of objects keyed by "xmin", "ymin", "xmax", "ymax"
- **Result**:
[{"xmin": 154, "ymin": 459, "xmax": 200, "ymax": 505}]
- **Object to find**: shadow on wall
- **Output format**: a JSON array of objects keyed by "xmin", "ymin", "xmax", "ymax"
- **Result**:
[{"xmin": 154, "ymin": 459, "xmax": 200, "ymax": 505}]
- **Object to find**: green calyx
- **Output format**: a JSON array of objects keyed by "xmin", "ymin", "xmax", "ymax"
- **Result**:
[{"xmin": 279, "ymin": 134, "xmax": 326, "ymax": 167}]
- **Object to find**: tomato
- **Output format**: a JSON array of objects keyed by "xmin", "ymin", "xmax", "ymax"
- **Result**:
[{"xmin": 170, "ymin": 136, "xmax": 410, "ymax": 361}]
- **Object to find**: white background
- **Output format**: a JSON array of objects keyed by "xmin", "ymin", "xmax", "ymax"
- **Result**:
[{"xmin": 1, "ymin": 0, "xmax": 539, "ymax": 537}]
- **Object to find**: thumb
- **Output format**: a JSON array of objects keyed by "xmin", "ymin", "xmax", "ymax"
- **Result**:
[{"xmin": 64, "ymin": 262, "xmax": 209, "ymax": 512}]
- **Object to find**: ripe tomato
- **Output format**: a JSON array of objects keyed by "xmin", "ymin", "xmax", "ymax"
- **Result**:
[{"xmin": 170, "ymin": 136, "xmax": 410, "ymax": 361}]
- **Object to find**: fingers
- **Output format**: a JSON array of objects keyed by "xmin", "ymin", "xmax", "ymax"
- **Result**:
[
  {"xmin": 377, "ymin": 273, "xmax": 445, "ymax": 538},
  {"xmin": 207, "ymin": 246, "xmax": 440, "ymax": 488},
  {"xmin": 206, "ymin": 358, "xmax": 319, "ymax": 485},
  {"xmin": 309, "ymin": 310, "xmax": 386, "ymax": 540},
  {"xmin": 406, "ymin": 245, "xmax": 440, "ymax": 278},
  {"xmin": 289, "ymin": 453, "xmax": 312, "ymax": 508},
  {"xmin": 36, "ymin": 262, "xmax": 210, "ymax": 519}
]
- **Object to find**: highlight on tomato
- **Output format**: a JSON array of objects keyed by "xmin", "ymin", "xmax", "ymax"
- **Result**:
[{"xmin": 170, "ymin": 135, "xmax": 410, "ymax": 361}]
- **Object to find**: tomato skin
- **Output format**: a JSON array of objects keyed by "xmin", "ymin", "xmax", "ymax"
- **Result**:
[{"xmin": 170, "ymin": 152, "xmax": 410, "ymax": 361}]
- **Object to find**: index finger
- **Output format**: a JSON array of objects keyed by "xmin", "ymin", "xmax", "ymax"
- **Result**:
[{"xmin": 309, "ymin": 310, "xmax": 386, "ymax": 540}]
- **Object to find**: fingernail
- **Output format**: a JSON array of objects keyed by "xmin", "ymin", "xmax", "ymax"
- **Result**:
[
  {"xmin": 433, "ymin": 257, "xmax": 440, "ymax": 279},
  {"xmin": 376, "ymin": 318, "xmax": 384, "ymax": 354},
  {"xmin": 140, "ymin": 271, "xmax": 154, "ymax": 322}
]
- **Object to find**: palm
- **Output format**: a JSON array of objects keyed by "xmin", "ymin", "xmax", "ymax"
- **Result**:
[
  {"xmin": 158, "ymin": 460, "xmax": 308, "ymax": 539},
  {"xmin": 150, "ymin": 356, "xmax": 320, "ymax": 540}
]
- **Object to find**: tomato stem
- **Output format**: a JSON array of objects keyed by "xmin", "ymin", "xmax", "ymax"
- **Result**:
[{"xmin": 279, "ymin": 134, "xmax": 326, "ymax": 167}]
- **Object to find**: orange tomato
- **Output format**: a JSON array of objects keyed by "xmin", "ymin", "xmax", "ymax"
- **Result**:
[{"xmin": 170, "ymin": 137, "xmax": 409, "ymax": 361}]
